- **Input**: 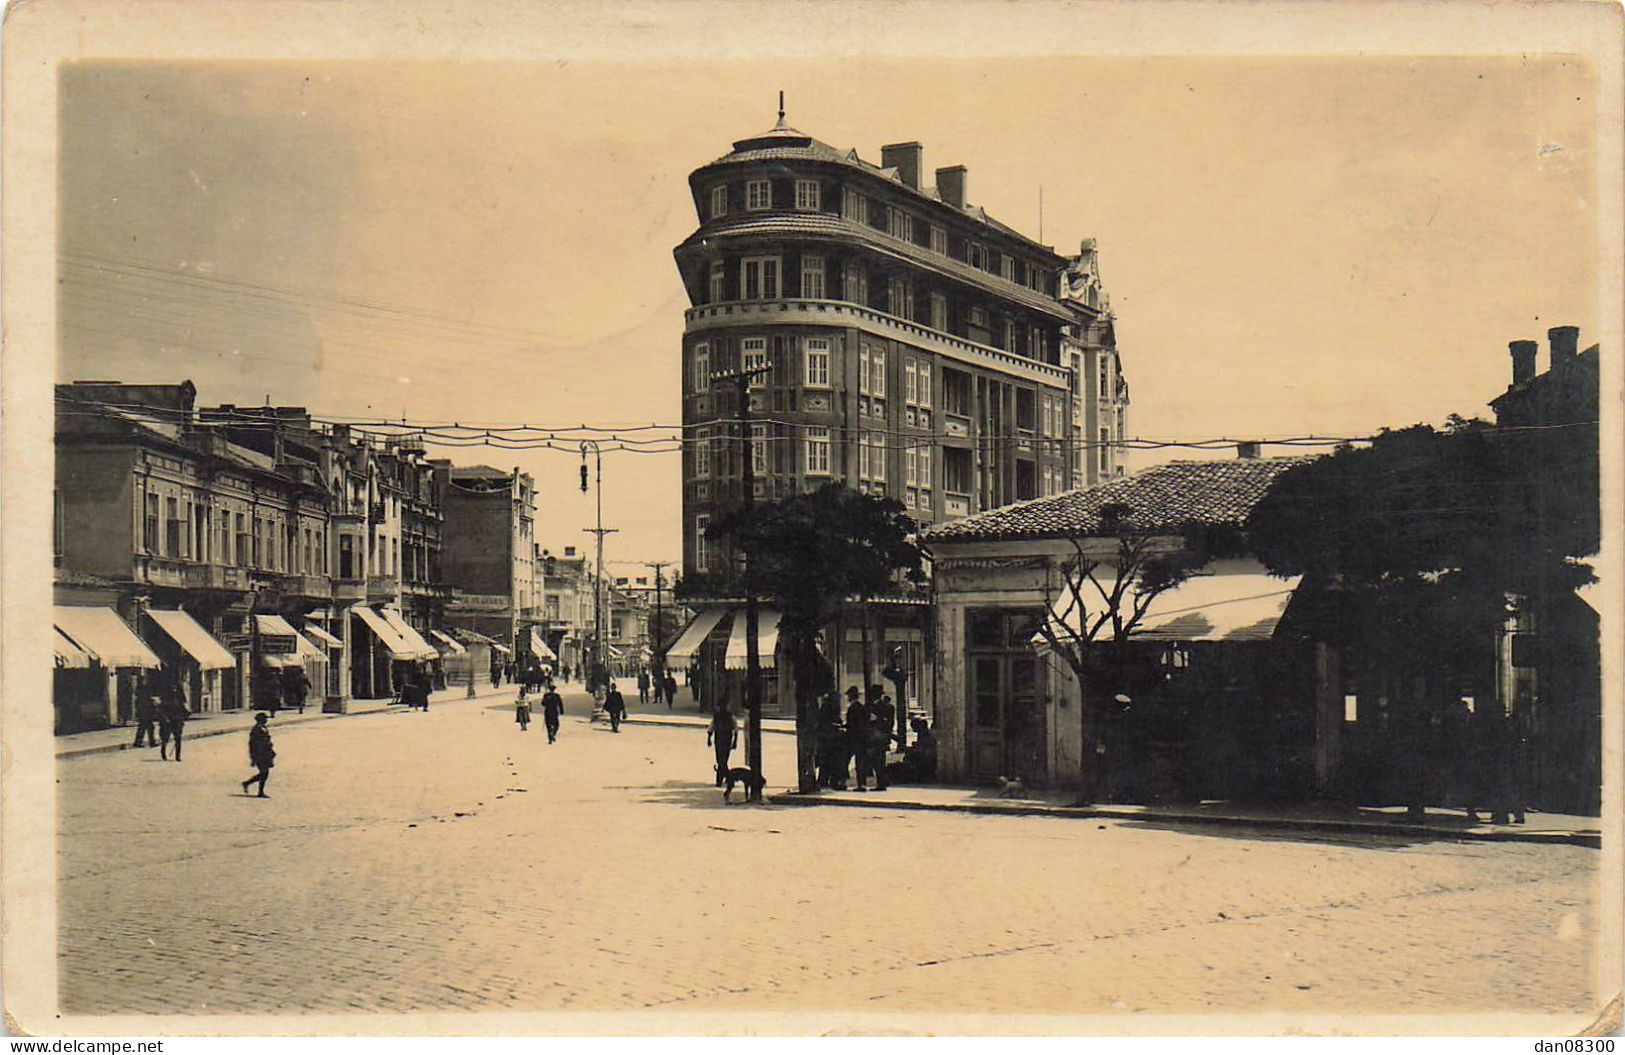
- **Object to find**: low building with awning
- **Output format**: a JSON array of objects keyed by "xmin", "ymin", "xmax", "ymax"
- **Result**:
[
  {"xmin": 142, "ymin": 608, "xmax": 236, "ymax": 713},
  {"xmin": 662, "ymin": 595, "xmax": 926, "ymax": 720},
  {"xmin": 53, "ymin": 606, "xmax": 162, "ymax": 732},
  {"xmin": 920, "ymin": 455, "xmax": 1338, "ymax": 801}
]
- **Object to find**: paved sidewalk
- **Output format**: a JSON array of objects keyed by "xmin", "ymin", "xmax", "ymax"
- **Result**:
[
  {"xmin": 56, "ymin": 681, "xmax": 521, "ymax": 760},
  {"xmin": 769, "ymin": 783, "xmax": 1603, "ymax": 847}
]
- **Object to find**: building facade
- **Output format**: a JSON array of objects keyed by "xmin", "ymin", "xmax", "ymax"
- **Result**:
[
  {"xmin": 670, "ymin": 116, "xmax": 1123, "ymax": 719},
  {"xmin": 53, "ymin": 381, "xmax": 453, "ymax": 730},
  {"xmin": 437, "ymin": 464, "xmax": 540, "ymax": 664},
  {"xmin": 1060, "ymin": 239, "xmax": 1130, "ymax": 488}
]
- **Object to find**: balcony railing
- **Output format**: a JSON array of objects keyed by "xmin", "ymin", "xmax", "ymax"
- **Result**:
[{"xmin": 685, "ymin": 299, "xmax": 1070, "ymax": 387}]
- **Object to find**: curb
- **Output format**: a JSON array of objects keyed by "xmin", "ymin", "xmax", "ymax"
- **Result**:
[
  {"xmin": 622, "ymin": 716, "xmax": 797, "ymax": 735},
  {"xmin": 765, "ymin": 793, "xmax": 1602, "ymax": 848},
  {"xmin": 56, "ymin": 685, "xmax": 518, "ymax": 761}
]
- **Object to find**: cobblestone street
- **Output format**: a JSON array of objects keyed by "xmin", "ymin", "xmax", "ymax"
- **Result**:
[{"xmin": 57, "ymin": 686, "xmax": 1602, "ymax": 1021}]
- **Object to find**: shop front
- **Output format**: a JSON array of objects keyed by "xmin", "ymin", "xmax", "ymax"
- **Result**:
[{"xmin": 142, "ymin": 607, "xmax": 236, "ymax": 713}]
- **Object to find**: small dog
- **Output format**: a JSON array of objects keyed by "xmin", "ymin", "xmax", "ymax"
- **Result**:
[
  {"xmin": 996, "ymin": 775, "xmax": 1027, "ymax": 799},
  {"xmin": 722, "ymin": 767, "xmax": 766, "ymax": 804}
]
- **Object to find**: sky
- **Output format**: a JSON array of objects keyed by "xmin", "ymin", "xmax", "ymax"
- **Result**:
[{"xmin": 56, "ymin": 55, "xmax": 1599, "ymax": 568}]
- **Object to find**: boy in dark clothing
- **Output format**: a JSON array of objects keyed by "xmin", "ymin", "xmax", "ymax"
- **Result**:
[
  {"xmin": 540, "ymin": 686, "xmax": 564, "ymax": 743},
  {"xmin": 241, "ymin": 713, "xmax": 275, "ymax": 797}
]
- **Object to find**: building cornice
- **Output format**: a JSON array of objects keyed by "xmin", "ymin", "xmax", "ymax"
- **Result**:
[
  {"xmin": 684, "ymin": 298, "xmax": 1071, "ymax": 389},
  {"xmin": 675, "ymin": 213, "xmax": 1075, "ymax": 322}
]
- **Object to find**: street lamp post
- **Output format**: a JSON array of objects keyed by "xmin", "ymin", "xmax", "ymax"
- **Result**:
[
  {"xmin": 713, "ymin": 358, "xmax": 773, "ymax": 802},
  {"xmin": 580, "ymin": 441, "xmax": 617, "ymax": 715}
]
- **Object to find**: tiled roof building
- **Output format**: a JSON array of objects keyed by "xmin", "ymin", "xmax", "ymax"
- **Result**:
[{"xmin": 922, "ymin": 455, "xmax": 1318, "ymax": 544}]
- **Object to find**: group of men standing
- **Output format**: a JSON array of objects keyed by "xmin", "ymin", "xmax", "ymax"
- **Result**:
[{"xmin": 814, "ymin": 685, "xmax": 898, "ymax": 792}]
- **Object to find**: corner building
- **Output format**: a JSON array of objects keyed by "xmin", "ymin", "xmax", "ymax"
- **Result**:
[{"xmin": 670, "ymin": 116, "xmax": 1126, "ymax": 716}]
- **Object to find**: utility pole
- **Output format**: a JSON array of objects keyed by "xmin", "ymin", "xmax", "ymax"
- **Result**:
[
  {"xmin": 579, "ymin": 440, "xmax": 617, "ymax": 714},
  {"xmin": 712, "ymin": 358, "xmax": 772, "ymax": 801},
  {"xmin": 643, "ymin": 560, "xmax": 672, "ymax": 690}
]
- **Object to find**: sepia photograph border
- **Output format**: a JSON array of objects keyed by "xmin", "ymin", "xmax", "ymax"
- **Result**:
[{"xmin": 3, "ymin": 0, "xmax": 1622, "ymax": 1037}]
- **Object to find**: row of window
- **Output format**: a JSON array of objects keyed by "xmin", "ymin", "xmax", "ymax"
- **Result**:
[
  {"xmin": 135, "ymin": 489, "xmax": 438, "ymax": 582},
  {"xmin": 690, "ymin": 337, "xmax": 939, "ymax": 406},
  {"xmin": 709, "ymin": 178, "xmax": 1053, "ymax": 293},
  {"xmin": 688, "ymin": 425, "xmax": 950, "ymax": 486},
  {"xmin": 704, "ymin": 254, "xmax": 1048, "ymax": 358},
  {"xmin": 141, "ymin": 491, "xmax": 331, "ymax": 577}
]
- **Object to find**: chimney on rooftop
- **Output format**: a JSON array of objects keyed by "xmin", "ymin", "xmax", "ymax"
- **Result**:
[
  {"xmin": 1236, "ymin": 441, "xmax": 1261, "ymax": 460},
  {"xmin": 881, "ymin": 142, "xmax": 923, "ymax": 190},
  {"xmin": 1509, "ymin": 339, "xmax": 1538, "ymax": 385},
  {"xmin": 1548, "ymin": 325, "xmax": 1580, "ymax": 367},
  {"xmin": 936, "ymin": 165, "xmax": 967, "ymax": 208}
]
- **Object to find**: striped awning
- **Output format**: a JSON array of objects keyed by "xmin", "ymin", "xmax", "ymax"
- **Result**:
[
  {"xmin": 377, "ymin": 608, "xmax": 439, "ymax": 661},
  {"xmin": 665, "ymin": 608, "xmax": 730, "ymax": 671},
  {"xmin": 145, "ymin": 609, "xmax": 235, "ymax": 670},
  {"xmin": 303, "ymin": 624, "xmax": 344, "ymax": 649},
  {"xmin": 431, "ymin": 629, "xmax": 466, "ymax": 655},
  {"xmin": 351, "ymin": 606, "xmax": 418, "ymax": 661},
  {"xmin": 528, "ymin": 627, "xmax": 556, "ymax": 661},
  {"xmin": 725, "ymin": 608, "xmax": 782, "ymax": 671},
  {"xmin": 54, "ymin": 607, "xmax": 161, "ymax": 669},
  {"xmin": 55, "ymin": 628, "xmax": 95, "ymax": 669}
]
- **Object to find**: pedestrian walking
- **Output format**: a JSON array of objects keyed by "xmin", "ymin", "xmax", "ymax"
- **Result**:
[
  {"xmin": 663, "ymin": 672, "xmax": 678, "ymax": 711},
  {"xmin": 241, "ymin": 713, "xmax": 275, "ymax": 797},
  {"xmin": 605, "ymin": 684, "xmax": 627, "ymax": 733},
  {"xmin": 283, "ymin": 665, "xmax": 310, "ymax": 715},
  {"xmin": 540, "ymin": 684, "xmax": 564, "ymax": 743},
  {"xmin": 515, "ymin": 695, "xmax": 532, "ymax": 732},
  {"xmin": 491, "ymin": 660, "xmax": 502, "ymax": 688},
  {"xmin": 158, "ymin": 685, "xmax": 190, "ymax": 762},
  {"xmin": 707, "ymin": 704, "xmax": 738, "ymax": 787},
  {"xmin": 132, "ymin": 683, "xmax": 160, "ymax": 749},
  {"xmin": 845, "ymin": 687, "xmax": 872, "ymax": 791},
  {"xmin": 637, "ymin": 668, "xmax": 651, "ymax": 706}
]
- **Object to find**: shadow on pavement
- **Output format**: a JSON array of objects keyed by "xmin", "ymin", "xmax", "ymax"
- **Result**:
[
  {"xmin": 1108, "ymin": 815, "xmax": 1426, "ymax": 849},
  {"xmin": 638, "ymin": 779, "xmax": 779, "ymax": 811}
]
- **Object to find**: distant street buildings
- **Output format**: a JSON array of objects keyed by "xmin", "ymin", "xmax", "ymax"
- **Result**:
[{"xmin": 50, "ymin": 380, "xmax": 639, "ymax": 734}]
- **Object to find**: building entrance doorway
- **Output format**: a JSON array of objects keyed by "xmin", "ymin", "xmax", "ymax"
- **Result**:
[{"xmin": 966, "ymin": 608, "xmax": 1046, "ymax": 783}]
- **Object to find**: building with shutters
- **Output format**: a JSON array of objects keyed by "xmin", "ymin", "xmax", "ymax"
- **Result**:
[{"xmin": 669, "ymin": 112, "xmax": 1125, "ymax": 721}]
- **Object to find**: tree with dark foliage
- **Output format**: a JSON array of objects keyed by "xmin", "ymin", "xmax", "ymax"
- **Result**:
[
  {"xmin": 710, "ymin": 484, "xmax": 923, "ymax": 792},
  {"xmin": 1247, "ymin": 420, "xmax": 1594, "ymax": 820}
]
